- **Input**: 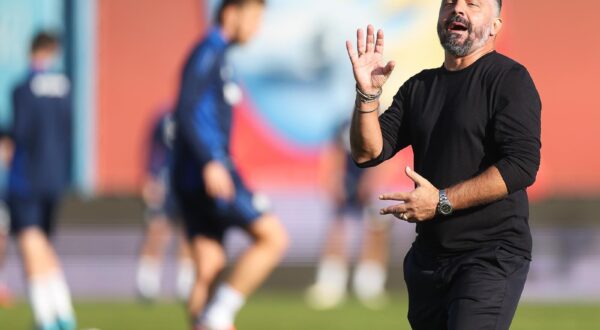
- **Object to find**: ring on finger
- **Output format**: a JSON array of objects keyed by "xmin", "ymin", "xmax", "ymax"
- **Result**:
[{"xmin": 401, "ymin": 213, "xmax": 409, "ymax": 221}]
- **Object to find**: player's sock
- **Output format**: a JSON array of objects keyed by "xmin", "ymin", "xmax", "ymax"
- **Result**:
[
  {"xmin": 314, "ymin": 257, "xmax": 348, "ymax": 291},
  {"xmin": 176, "ymin": 258, "xmax": 195, "ymax": 301},
  {"xmin": 29, "ymin": 276, "xmax": 58, "ymax": 330},
  {"xmin": 136, "ymin": 256, "xmax": 161, "ymax": 300},
  {"xmin": 201, "ymin": 284, "xmax": 245, "ymax": 329},
  {"xmin": 305, "ymin": 257, "xmax": 348, "ymax": 309},
  {"xmin": 47, "ymin": 272, "xmax": 76, "ymax": 330},
  {"xmin": 0, "ymin": 271, "xmax": 13, "ymax": 308},
  {"xmin": 352, "ymin": 260, "xmax": 388, "ymax": 309}
]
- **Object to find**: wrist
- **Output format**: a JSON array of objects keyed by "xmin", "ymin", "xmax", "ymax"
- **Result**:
[
  {"xmin": 437, "ymin": 188, "xmax": 454, "ymax": 216},
  {"xmin": 355, "ymin": 98, "xmax": 379, "ymax": 114},
  {"xmin": 356, "ymin": 84, "xmax": 382, "ymax": 103}
]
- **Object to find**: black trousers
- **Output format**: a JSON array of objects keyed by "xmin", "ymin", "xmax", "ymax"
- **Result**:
[{"xmin": 403, "ymin": 245, "xmax": 530, "ymax": 330}]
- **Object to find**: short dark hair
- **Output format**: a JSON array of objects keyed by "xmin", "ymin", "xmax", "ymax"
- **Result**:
[
  {"xmin": 217, "ymin": 0, "xmax": 266, "ymax": 24},
  {"xmin": 31, "ymin": 32, "xmax": 59, "ymax": 54}
]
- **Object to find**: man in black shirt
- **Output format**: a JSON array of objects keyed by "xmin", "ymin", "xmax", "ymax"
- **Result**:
[{"xmin": 346, "ymin": 0, "xmax": 541, "ymax": 329}]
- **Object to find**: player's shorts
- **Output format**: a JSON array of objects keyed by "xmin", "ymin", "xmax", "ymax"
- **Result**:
[
  {"xmin": 175, "ymin": 169, "xmax": 266, "ymax": 243},
  {"xmin": 335, "ymin": 170, "xmax": 366, "ymax": 218},
  {"xmin": 145, "ymin": 189, "xmax": 181, "ymax": 223},
  {"xmin": 8, "ymin": 195, "xmax": 59, "ymax": 235},
  {"xmin": 334, "ymin": 177, "xmax": 394, "ymax": 231},
  {"xmin": 336, "ymin": 192, "xmax": 364, "ymax": 218}
]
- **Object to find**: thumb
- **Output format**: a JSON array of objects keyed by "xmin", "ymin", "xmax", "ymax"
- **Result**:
[
  {"xmin": 384, "ymin": 61, "xmax": 396, "ymax": 76},
  {"xmin": 405, "ymin": 166, "xmax": 428, "ymax": 187}
]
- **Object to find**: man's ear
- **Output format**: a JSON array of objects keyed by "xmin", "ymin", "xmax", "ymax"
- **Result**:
[{"xmin": 491, "ymin": 18, "xmax": 503, "ymax": 37}]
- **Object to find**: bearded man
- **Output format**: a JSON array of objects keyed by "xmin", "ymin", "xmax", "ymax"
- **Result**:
[{"xmin": 346, "ymin": 0, "xmax": 541, "ymax": 329}]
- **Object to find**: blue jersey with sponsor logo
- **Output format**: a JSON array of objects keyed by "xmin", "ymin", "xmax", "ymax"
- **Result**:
[
  {"xmin": 9, "ymin": 70, "xmax": 72, "ymax": 197},
  {"xmin": 172, "ymin": 28, "xmax": 243, "ymax": 190}
]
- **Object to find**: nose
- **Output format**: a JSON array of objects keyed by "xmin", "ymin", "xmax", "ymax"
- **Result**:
[{"xmin": 451, "ymin": 0, "xmax": 468, "ymax": 17}]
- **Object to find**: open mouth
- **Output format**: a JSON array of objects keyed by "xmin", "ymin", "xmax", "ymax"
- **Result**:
[{"xmin": 447, "ymin": 21, "xmax": 469, "ymax": 32}]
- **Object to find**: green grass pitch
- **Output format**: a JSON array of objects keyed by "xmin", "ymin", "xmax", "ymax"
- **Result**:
[{"xmin": 1, "ymin": 291, "xmax": 599, "ymax": 329}]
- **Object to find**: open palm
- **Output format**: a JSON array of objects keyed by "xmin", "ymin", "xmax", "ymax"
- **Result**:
[{"xmin": 346, "ymin": 25, "xmax": 396, "ymax": 95}]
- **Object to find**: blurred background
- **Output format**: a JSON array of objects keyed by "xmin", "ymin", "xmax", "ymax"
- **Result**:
[{"xmin": 1, "ymin": 0, "xmax": 600, "ymax": 329}]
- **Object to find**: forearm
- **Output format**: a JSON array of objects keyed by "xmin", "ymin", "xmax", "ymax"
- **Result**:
[
  {"xmin": 446, "ymin": 166, "xmax": 508, "ymax": 211},
  {"xmin": 178, "ymin": 111, "xmax": 227, "ymax": 164},
  {"xmin": 350, "ymin": 97, "xmax": 383, "ymax": 164}
]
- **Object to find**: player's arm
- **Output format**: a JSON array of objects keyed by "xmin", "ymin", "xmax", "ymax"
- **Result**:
[
  {"xmin": 11, "ymin": 87, "xmax": 36, "ymax": 147},
  {"xmin": 0, "ymin": 130, "xmax": 14, "ymax": 168},
  {"xmin": 380, "ymin": 67, "xmax": 541, "ymax": 221},
  {"xmin": 176, "ymin": 52, "xmax": 235, "ymax": 200},
  {"xmin": 177, "ymin": 91, "xmax": 235, "ymax": 201}
]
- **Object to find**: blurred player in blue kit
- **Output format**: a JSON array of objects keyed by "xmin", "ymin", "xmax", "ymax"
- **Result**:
[
  {"xmin": 136, "ymin": 111, "xmax": 194, "ymax": 302},
  {"xmin": 0, "ymin": 131, "xmax": 13, "ymax": 308},
  {"xmin": 306, "ymin": 121, "xmax": 393, "ymax": 310},
  {"xmin": 8, "ymin": 32, "xmax": 76, "ymax": 330},
  {"xmin": 172, "ymin": 1, "xmax": 289, "ymax": 329}
]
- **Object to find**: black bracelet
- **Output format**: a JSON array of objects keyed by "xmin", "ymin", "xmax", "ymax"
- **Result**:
[{"xmin": 355, "ymin": 102, "xmax": 379, "ymax": 114}]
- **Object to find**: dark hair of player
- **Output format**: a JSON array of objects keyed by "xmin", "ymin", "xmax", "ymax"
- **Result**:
[
  {"xmin": 31, "ymin": 32, "xmax": 60, "ymax": 54},
  {"xmin": 217, "ymin": 0, "xmax": 266, "ymax": 24}
]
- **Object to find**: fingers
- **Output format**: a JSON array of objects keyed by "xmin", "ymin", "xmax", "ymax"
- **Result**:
[
  {"xmin": 346, "ymin": 40, "xmax": 358, "ymax": 65},
  {"xmin": 354, "ymin": 25, "xmax": 383, "ymax": 57},
  {"xmin": 379, "ymin": 191, "xmax": 410, "ymax": 202},
  {"xmin": 375, "ymin": 29, "xmax": 384, "ymax": 54},
  {"xmin": 357, "ymin": 28, "xmax": 366, "ymax": 55},
  {"xmin": 380, "ymin": 203, "xmax": 408, "ymax": 216},
  {"xmin": 405, "ymin": 166, "xmax": 429, "ymax": 187},
  {"xmin": 366, "ymin": 25, "xmax": 375, "ymax": 53},
  {"xmin": 394, "ymin": 213, "xmax": 416, "ymax": 222}
]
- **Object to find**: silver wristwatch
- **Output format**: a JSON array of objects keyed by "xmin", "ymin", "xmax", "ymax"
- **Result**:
[{"xmin": 437, "ymin": 189, "xmax": 454, "ymax": 216}]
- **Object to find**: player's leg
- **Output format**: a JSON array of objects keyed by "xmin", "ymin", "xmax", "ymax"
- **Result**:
[
  {"xmin": 0, "ymin": 201, "xmax": 13, "ymax": 308},
  {"xmin": 446, "ymin": 248, "xmax": 530, "ymax": 330},
  {"xmin": 18, "ymin": 228, "xmax": 66, "ymax": 330},
  {"xmin": 352, "ymin": 208, "xmax": 391, "ymax": 309},
  {"xmin": 188, "ymin": 235, "xmax": 226, "ymax": 322},
  {"xmin": 305, "ymin": 215, "xmax": 350, "ymax": 309},
  {"xmin": 176, "ymin": 227, "xmax": 195, "ymax": 301},
  {"xmin": 200, "ymin": 214, "xmax": 288, "ymax": 330},
  {"xmin": 226, "ymin": 214, "xmax": 288, "ymax": 295},
  {"xmin": 14, "ymin": 197, "xmax": 76, "ymax": 330},
  {"xmin": 136, "ymin": 214, "xmax": 172, "ymax": 301},
  {"xmin": 174, "ymin": 188, "xmax": 228, "ymax": 327},
  {"xmin": 12, "ymin": 197, "xmax": 60, "ymax": 330},
  {"xmin": 41, "ymin": 197, "xmax": 76, "ymax": 330}
]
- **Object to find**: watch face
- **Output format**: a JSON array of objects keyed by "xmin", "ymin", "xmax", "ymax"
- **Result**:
[{"xmin": 440, "ymin": 203, "xmax": 453, "ymax": 215}]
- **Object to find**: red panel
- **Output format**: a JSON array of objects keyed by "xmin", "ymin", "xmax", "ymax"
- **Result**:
[
  {"xmin": 500, "ymin": 0, "xmax": 600, "ymax": 196},
  {"xmin": 97, "ymin": 0, "xmax": 206, "ymax": 193}
]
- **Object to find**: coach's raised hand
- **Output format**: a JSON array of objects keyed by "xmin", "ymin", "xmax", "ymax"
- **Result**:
[
  {"xmin": 346, "ymin": 25, "xmax": 395, "ymax": 95},
  {"xmin": 347, "ymin": 25, "xmax": 396, "ymax": 165}
]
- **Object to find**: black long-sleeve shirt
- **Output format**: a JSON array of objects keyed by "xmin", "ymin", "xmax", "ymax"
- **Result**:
[{"xmin": 360, "ymin": 52, "xmax": 541, "ymax": 259}]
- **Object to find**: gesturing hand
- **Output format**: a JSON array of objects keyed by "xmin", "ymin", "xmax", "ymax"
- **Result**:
[
  {"xmin": 379, "ymin": 167, "xmax": 439, "ymax": 222},
  {"xmin": 346, "ymin": 24, "xmax": 396, "ymax": 95}
]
